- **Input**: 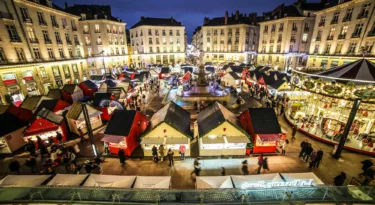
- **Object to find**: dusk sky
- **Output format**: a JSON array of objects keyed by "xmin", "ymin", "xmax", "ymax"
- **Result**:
[{"xmin": 55, "ymin": 0, "xmax": 320, "ymax": 42}]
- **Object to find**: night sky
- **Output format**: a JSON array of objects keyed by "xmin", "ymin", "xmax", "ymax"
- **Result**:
[{"xmin": 55, "ymin": 0, "xmax": 320, "ymax": 42}]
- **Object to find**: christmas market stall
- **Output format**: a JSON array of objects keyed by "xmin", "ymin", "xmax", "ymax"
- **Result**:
[
  {"xmin": 197, "ymin": 101, "xmax": 250, "ymax": 156},
  {"xmin": 240, "ymin": 108, "xmax": 282, "ymax": 154},
  {"xmin": 23, "ymin": 108, "xmax": 68, "ymax": 145},
  {"xmin": 140, "ymin": 102, "xmax": 191, "ymax": 156},
  {"xmin": 133, "ymin": 176, "xmax": 171, "ymax": 189},
  {"xmin": 159, "ymin": 67, "xmax": 171, "ymax": 79},
  {"xmin": 34, "ymin": 99, "xmax": 71, "ymax": 114},
  {"xmin": 221, "ymin": 72, "xmax": 240, "ymax": 88},
  {"xmin": 20, "ymin": 95, "xmax": 52, "ymax": 113},
  {"xmin": 65, "ymin": 102, "xmax": 102, "ymax": 138},
  {"xmin": 92, "ymin": 93, "xmax": 122, "ymax": 121},
  {"xmin": 287, "ymin": 59, "xmax": 375, "ymax": 156},
  {"xmin": 83, "ymin": 174, "xmax": 136, "ymax": 188},
  {"xmin": 196, "ymin": 176, "xmax": 234, "ymax": 189},
  {"xmin": 98, "ymin": 79, "xmax": 117, "ymax": 93},
  {"xmin": 47, "ymin": 174, "xmax": 88, "ymax": 186},
  {"xmin": 79, "ymin": 80, "xmax": 99, "ymax": 98},
  {"xmin": 102, "ymin": 110, "xmax": 148, "ymax": 156},
  {"xmin": 61, "ymin": 84, "xmax": 84, "ymax": 103}
]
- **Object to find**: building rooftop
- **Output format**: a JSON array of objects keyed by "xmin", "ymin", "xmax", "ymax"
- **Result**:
[
  {"xmin": 203, "ymin": 11, "xmax": 258, "ymax": 26},
  {"xmin": 64, "ymin": 4, "xmax": 123, "ymax": 22},
  {"xmin": 131, "ymin": 17, "xmax": 183, "ymax": 29}
]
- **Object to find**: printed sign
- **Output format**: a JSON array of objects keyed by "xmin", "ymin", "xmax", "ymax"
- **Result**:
[{"xmin": 241, "ymin": 179, "xmax": 314, "ymax": 189}]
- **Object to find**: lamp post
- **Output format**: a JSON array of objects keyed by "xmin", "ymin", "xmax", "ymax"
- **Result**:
[{"xmin": 82, "ymin": 104, "xmax": 99, "ymax": 157}]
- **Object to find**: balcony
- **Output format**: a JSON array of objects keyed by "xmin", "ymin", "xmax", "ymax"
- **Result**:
[
  {"xmin": 271, "ymin": 29, "xmax": 275, "ymax": 33},
  {"xmin": 156, "ymin": 42, "xmax": 160, "ymax": 45},
  {"xmin": 0, "ymin": 12, "xmax": 13, "ymax": 20},
  {"xmin": 149, "ymin": 42, "xmax": 153, "ymax": 45},
  {"xmin": 227, "ymin": 41, "xmax": 232, "ymax": 44},
  {"xmin": 316, "ymin": 36, "xmax": 321, "ymax": 41},
  {"xmin": 290, "ymin": 39, "xmax": 296, "ymax": 43},
  {"xmin": 303, "ymin": 28, "xmax": 309, "ymax": 32},
  {"xmin": 292, "ymin": 27, "xmax": 297, "ymax": 32},
  {"xmin": 72, "ymin": 27, "xmax": 77, "ymax": 31},
  {"xmin": 107, "ymin": 29, "xmax": 111, "ymax": 33},
  {"xmin": 10, "ymin": 36, "xmax": 22, "ymax": 42},
  {"xmin": 338, "ymin": 34, "xmax": 346, "ymax": 39},
  {"xmin": 342, "ymin": 16, "xmax": 351, "ymax": 22},
  {"xmin": 278, "ymin": 28, "xmax": 283, "ymax": 32},
  {"xmin": 263, "ymin": 30, "xmax": 268, "ymax": 34},
  {"xmin": 66, "ymin": 40, "xmax": 72, "ymax": 45},
  {"xmin": 235, "ymin": 41, "xmax": 239, "ymax": 44},
  {"xmin": 23, "ymin": 17, "xmax": 32, "ymax": 23},
  {"xmin": 330, "ymin": 19, "xmax": 338, "ymax": 25},
  {"xmin": 74, "ymin": 41, "xmax": 80, "ymax": 45},
  {"xmin": 148, "ymin": 33, "xmax": 152, "ymax": 36},
  {"xmin": 52, "ymin": 23, "xmax": 59, "ymax": 28},
  {"xmin": 94, "ymin": 29, "xmax": 100, "ymax": 33},
  {"xmin": 368, "ymin": 31, "xmax": 375, "ymax": 37},
  {"xmin": 326, "ymin": 36, "xmax": 334, "ymax": 41},
  {"xmin": 357, "ymin": 13, "xmax": 368, "ymax": 19},
  {"xmin": 63, "ymin": 25, "xmax": 69, "ymax": 30},
  {"xmin": 351, "ymin": 33, "xmax": 361, "ymax": 38},
  {"xmin": 83, "ymin": 30, "xmax": 89, "ymax": 34},
  {"xmin": 113, "ymin": 31, "xmax": 118, "ymax": 34},
  {"xmin": 29, "ymin": 38, "xmax": 38, "ymax": 43},
  {"xmin": 39, "ymin": 21, "xmax": 47, "ymax": 26},
  {"xmin": 56, "ymin": 40, "xmax": 62, "ymax": 44},
  {"xmin": 318, "ymin": 22, "xmax": 325, "ymax": 27},
  {"xmin": 277, "ymin": 39, "xmax": 282, "ymax": 43},
  {"xmin": 44, "ymin": 39, "xmax": 52, "ymax": 44}
]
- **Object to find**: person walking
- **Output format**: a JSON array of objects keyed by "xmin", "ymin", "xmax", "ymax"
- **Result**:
[
  {"xmin": 309, "ymin": 150, "xmax": 318, "ymax": 168},
  {"xmin": 262, "ymin": 157, "xmax": 270, "ymax": 173},
  {"xmin": 242, "ymin": 160, "xmax": 249, "ymax": 175},
  {"xmin": 304, "ymin": 144, "xmax": 313, "ymax": 162},
  {"xmin": 104, "ymin": 142, "xmax": 109, "ymax": 155},
  {"xmin": 179, "ymin": 144, "xmax": 186, "ymax": 160},
  {"xmin": 316, "ymin": 148, "xmax": 324, "ymax": 168},
  {"xmin": 194, "ymin": 162, "xmax": 201, "ymax": 176},
  {"xmin": 333, "ymin": 172, "xmax": 347, "ymax": 186},
  {"xmin": 281, "ymin": 139, "xmax": 289, "ymax": 156},
  {"xmin": 159, "ymin": 144, "xmax": 165, "ymax": 162},
  {"xmin": 291, "ymin": 125, "xmax": 298, "ymax": 141},
  {"xmin": 167, "ymin": 148, "xmax": 174, "ymax": 167},
  {"xmin": 191, "ymin": 158, "xmax": 199, "ymax": 175},
  {"xmin": 8, "ymin": 159, "xmax": 21, "ymax": 174},
  {"xmin": 257, "ymin": 154, "xmax": 263, "ymax": 174},
  {"xmin": 220, "ymin": 167, "xmax": 226, "ymax": 176},
  {"xmin": 299, "ymin": 140, "xmax": 308, "ymax": 158},
  {"xmin": 118, "ymin": 149, "xmax": 126, "ymax": 165},
  {"xmin": 152, "ymin": 145, "xmax": 158, "ymax": 162},
  {"xmin": 359, "ymin": 158, "xmax": 374, "ymax": 176},
  {"xmin": 25, "ymin": 140, "xmax": 36, "ymax": 157}
]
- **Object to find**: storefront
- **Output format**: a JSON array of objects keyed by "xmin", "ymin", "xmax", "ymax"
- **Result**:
[
  {"xmin": 287, "ymin": 59, "xmax": 375, "ymax": 155},
  {"xmin": 52, "ymin": 66, "xmax": 63, "ymax": 88},
  {"xmin": 140, "ymin": 102, "xmax": 191, "ymax": 156},
  {"xmin": 72, "ymin": 64, "xmax": 80, "ymax": 83},
  {"xmin": 2, "ymin": 73, "xmax": 24, "ymax": 107},
  {"xmin": 62, "ymin": 65, "xmax": 72, "ymax": 84},
  {"xmin": 22, "ymin": 70, "xmax": 40, "ymax": 96},
  {"xmin": 240, "ymin": 108, "xmax": 282, "ymax": 153},
  {"xmin": 102, "ymin": 110, "xmax": 148, "ymax": 155},
  {"xmin": 197, "ymin": 102, "xmax": 250, "ymax": 156}
]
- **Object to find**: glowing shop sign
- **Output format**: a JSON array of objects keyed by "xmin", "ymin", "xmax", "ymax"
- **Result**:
[{"xmin": 241, "ymin": 179, "xmax": 314, "ymax": 189}]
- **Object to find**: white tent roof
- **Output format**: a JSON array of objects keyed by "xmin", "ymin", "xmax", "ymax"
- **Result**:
[
  {"xmin": 0, "ymin": 175, "xmax": 51, "ymax": 187},
  {"xmin": 83, "ymin": 174, "xmax": 136, "ymax": 188},
  {"xmin": 133, "ymin": 176, "xmax": 171, "ymax": 189},
  {"xmin": 280, "ymin": 172, "xmax": 324, "ymax": 185},
  {"xmin": 231, "ymin": 174, "xmax": 283, "ymax": 188},
  {"xmin": 196, "ymin": 176, "xmax": 234, "ymax": 189},
  {"xmin": 47, "ymin": 174, "xmax": 88, "ymax": 186}
]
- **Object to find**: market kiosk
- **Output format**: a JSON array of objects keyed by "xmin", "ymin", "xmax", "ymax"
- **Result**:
[
  {"xmin": 83, "ymin": 174, "xmax": 136, "ymax": 188},
  {"xmin": 140, "ymin": 102, "xmax": 191, "ymax": 156},
  {"xmin": 197, "ymin": 102, "xmax": 250, "ymax": 156},
  {"xmin": 47, "ymin": 174, "xmax": 88, "ymax": 186},
  {"xmin": 133, "ymin": 176, "xmax": 171, "ymax": 189},
  {"xmin": 240, "ymin": 108, "xmax": 282, "ymax": 153},
  {"xmin": 196, "ymin": 176, "xmax": 234, "ymax": 189}
]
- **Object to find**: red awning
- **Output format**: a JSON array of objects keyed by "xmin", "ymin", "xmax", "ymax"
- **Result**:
[
  {"xmin": 181, "ymin": 72, "xmax": 191, "ymax": 83},
  {"xmin": 130, "ymin": 73, "xmax": 136, "ymax": 80},
  {"xmin": 24, "ymin": 118, "xmax": 59, "ymax": 137},
  {"xmin": 258, "ymin": 134, "xmax": 280, "ymax": 142},
  {"xmin": 258, "ymin": 76, "xmax": 266, "ymax": 85},
  {"xmin": 53, "ymin": 100, "xmax": 70, "ymax": 112},
  {"xmin": 101, "ymin": 135, "xmax": 124, "ymax": 143}
]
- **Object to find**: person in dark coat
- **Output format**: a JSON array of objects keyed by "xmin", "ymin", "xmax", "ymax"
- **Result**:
[
  {"xmin": 8, "ymin": 159, "xmax": 21, "ymax": 174},
  {"xmin": 291, "ymin": 125, "xmax": 298, "ymax": 140},
  {"xmin": 242, "ymin": 160, "xmax": 249, "ymax": 175},
  {"xmin": 262, "ymin": 157, "xmax": 270, "ymax": 172},
  {"xmin": 257, "ymin": 154, "xmax": 263, "ymax": 174},
  {"xmin": 299, "ymin": 140, "xmax": 308, "ymax": 158},
  {"xmin": 25, "ymin": 156, "xmax": 38, "ymax": 173},
  {"xmin": 359, "ymin": 159, "xmax": 374, "ymax": 176},
  {"xmin": 316, "ymin": 148, "xmax": 324, "ymax": 168},
  {"xmin": 167, "ymin": 148, "xmax": 174, "ymax": 167},
  {"xmin": 333, "ymin": 172, "xmax": 347, "ymax": 186},
  {"xmin": 25, "ymin": 140, "xmax": 36, "ymax": 157},
  {"xmin": 304, "ymin": 144, "xmax": 313, "ymax": 162},
  {"xmin": 152, "ymin": 145, "xmax": 158, "ymax": 162},
  {"xmin": 118, "ymin": 149, "xmax": 126, "ymax": 165}
]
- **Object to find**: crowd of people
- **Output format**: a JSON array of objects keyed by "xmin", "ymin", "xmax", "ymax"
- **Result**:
[
  {"xmin": 298, "ymin": 140, "xmax": 324, "ymax": 168},
  {"xmin": 148, "ymin": 145, "xmax": 187, "ymax": 167}
]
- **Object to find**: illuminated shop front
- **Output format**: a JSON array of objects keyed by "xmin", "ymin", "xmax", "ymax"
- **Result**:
[
  {"xmin": 140, "ymin": 102, "xmax": 191, "ymax": 156},
  {"xmin": 197, "ymin": 102, "xmax": 250, "ymax": 156},
  {"xmin": 287, "ymin": 59, "xmax": 375, "ymax": 155},
  {"xmin": 1, "ymin": 73, "xmax": 24, "ymax": 107},
  {"xmin": 22, "ymin": 70, "xmax": 39, "ymax": 96}
]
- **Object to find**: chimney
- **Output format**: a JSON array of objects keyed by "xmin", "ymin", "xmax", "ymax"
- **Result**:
[
  {"xmin": 170, "ymin": 17, "xmax": 174, "ymax": 24},
  {"xmin": 231, "ymin": 13, "xmax": 234, "ymax": 17},
  {"xmin": 64, "ymin": 1, "xmax": 68, "ymax": 9},
  {"xmin": 204, "ymin": 17, "xmax": 209, "ymax": 25},
  {"xmin": 235, "ymin": 10, "xmax": 239, "ymax": 20},
  {"xmin": 94, "ymin": 14, "xmax": 97, "ymax": 19},
  {"xmin": 141, "ymin": 16, "xmax": 145, "ymax": 21},
  {"xmin": 224, "ymin": 11, "xmax": 228, "ymax": 25},
  {"xmin": 249, "ymin": 13, "xmax": 257, "ymax": 23}
]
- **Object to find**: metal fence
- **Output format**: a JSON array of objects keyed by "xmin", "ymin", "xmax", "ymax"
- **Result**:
[{"xmin": 0, "ymin": 185, "xmax": 373, "ymax": 204}]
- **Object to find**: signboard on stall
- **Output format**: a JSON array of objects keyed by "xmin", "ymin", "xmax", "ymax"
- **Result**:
[
  {"xmin": 241, "ymin": 179, "xmax": 314, "ymax": 189},
  {"xmin": 3, "ymin": 79, "xmax": 18, "ymax": 85}
]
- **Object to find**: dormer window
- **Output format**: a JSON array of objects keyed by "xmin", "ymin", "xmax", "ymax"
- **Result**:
[
  {"xmin": 81, "ymin": 13, "xmax": 86, "ymax": 20},
  {"xmin": 46, "ymin": 0, "xmax": 52, "ymax": 7}
]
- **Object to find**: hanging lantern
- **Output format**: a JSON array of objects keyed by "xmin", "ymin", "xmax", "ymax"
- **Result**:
[
  {"xmin": 324, "ymin": 104, "xmax": 328, "ymax": 108},
  {"xmin": 163, "ymin": 129, "xmax": 166, "ymax": 133},
  {"xmin": 301, "ymin": 123, "xmax": 305, "ymax": 129},
  {"xmin": 329, "ymin": 103, "xmax": 333, "ymax": 108},
  {"xmin": 363, "ymin": 111, "xmax": 368, "ymax": 117},
  {"xmin": 223, "ymin": 128, "xmax": 226, "ymax": 132}
]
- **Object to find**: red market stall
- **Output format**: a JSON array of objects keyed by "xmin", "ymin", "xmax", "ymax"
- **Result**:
[
  {"xmin": 23, "ymin": 108, "xmax": 68, "ymax": 146},
  {"xmin": 34, "ymin": 99, "xmax": 71, "ymax": 114},
  {"xmin": 61, "ymin": 84, "xmax": 84, "ymax": 103},
  {"xmin": 181, "ymin": 71, "xmax": 191, "ymax": 84},
  {"xmin": 93, "ymin": 93, "xmax": 123, "ymax": 121},
  {"xmin": 158, "ymin": 67, "xmax": 170, "ymax": 79},
  {"xmin": 79, "ymin": 80, "xmax": 98, "ymax": 98},
  {"xmin": 102, "ymin": 110, "xmax": 148, "ymax": 156},
  {"xmin": 240, "ymin": 108, "xmax": 282, "ymax": 153}
]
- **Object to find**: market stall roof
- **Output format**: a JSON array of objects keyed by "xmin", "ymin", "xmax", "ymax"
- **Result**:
[
  {"xmin": 148, "ymin": 102, "xmax": 191, "ymax": 137},
  {"xmin": 104, "ymin": 110, "xmax": 137, "ymax": 136},
  {"xmin": 314, "ymin": 59, "xmax": 375, "ymax": 83},
  {"xmin": 248, "ymin": 108, "xmax": 281, "ymax": 134},
  {"xmin": 205, "ymin": 66, "xmax": 215, "ymax": 73},
  {"xmin": 133, "ymin": 176, "xmax": 171, "ymax": 189},
  {"xmin": 34, "ymin": 100, "xmax": 70, "ymax": 114},
  {"xmin": 160, "ymin": 67, "xmax": 170, "ymax": 74},
  {"xmin": 166, "ymin": 136, "xmax": 189, "ymax": 145},
  {"xmin": 47, "ymin": 89, "xmax": 63, "ymax": 100},
  {"xmin": 101, "ymin": 135, "xmax": 124, "ymax": 143},
  {"xmin": 141, "ymin": 136, "xmax": 165, "ymax": 144},
  {"xmin": 20, "ymin": 96, "xmax": 51, "ymax": 112},
  {"xmin": 62, "ymin": 84, "xmax": 81, "ymax": 94},
  {"xmin": 107, "ymin": 87, "xmax": 126, "ymax": 100},
  {"xmin": 231, "ymin": 174, "xmax": 283, "ymax": 188},
  {"xmin": 23, "ymin": 118, "xmax": 59, "ymax": 136},
  {"xmin": 225, "ymin": 135, "xmax": 250, "ymax": 144},
  {"xmin": 202, "ymin": 136, "xmax": 225, "ymax": 144},
  {"xmin": 197, "ymin": 101, "xmax": 238, "ymax": 137},
  {"xmin": 93, "ymin": 93, "xmax": 111, "ymax": 107},
  {"xmin": 83, "ymin": 174, "xmax": 136, "ymax": 188},
  {"xmin": 196, "ymin": 176, "xmax": 233, "ymax": 189},
  {"xmin": 91, "ymin": 75, "xmax": 105, "ymax": 81},
  {"xmin": 226, "ymin": 72, "xmax": 240, "ymax": 80},
  {"xmin": 47, "ymin": 174, "xmax": 88, "ymax": 186},
  {"xmin": 37, "ymin": 108, "xmax": 64, "ymax": 124},
  {"xmin": 280, "ymin": 172, "xmax": 324, "ymax": 185},
  {"xmin": 103, "ymin": 79, "xmax": 117, "ymax": 87},
  {"xmin": 182, "ymin": 67, "xmax": 193, "ymax": 73},
  {"xmin": 80, "ymin": 80, "xmax": 98, "ymax": 90},
  {"xmin": 5, "ymin": 105, "xmax": 33, "ymax": 122},
  {"xmin": 66, "ymin": 102, "xmax": 101, "ymax": 120},
  {"xmin": 0, "ymin": 112, "xmax": 28, "ymax": 137},
  {"xmin": 269, "ymin": 79, "xmax": 287, "ymax": 90},
  {"xmin": 0, "ymin": 175, "xmax": 51, "ymax": 187},
  {"xmin": 230, "ymin": 66, "xmax": 244, "ymax": 73},
  {"xmin": 258, "ymin": 134, "xmax": 280, "ymax": 142}
]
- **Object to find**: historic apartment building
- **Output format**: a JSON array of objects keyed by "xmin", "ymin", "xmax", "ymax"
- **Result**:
[
  {"xmin": 257, "ymin": 0, "xmax": 325, "ymax": 71},
  {"xmin": 129, "ymin": 17, "xmax": 186, "ymax": 67},
  {"xmin": 307, "ymin": 0, "xmax": 375, "ymax": 69},
  {"xmin": 192, "ymin": 11, "xmax": 259, "ymax": 64},
  {"xmin": 0, "ymin": 0, "xmax": 87, "ymax": 105},
  {"xmin": 64, "ymin": 4, "xmax": 128, "ymax": 75}
]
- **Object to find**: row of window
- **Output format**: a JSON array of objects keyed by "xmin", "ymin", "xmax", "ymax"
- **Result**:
[
  {"xmin": 318, "ymin": 3, "xmax": 372, "ymax": 26},
  {"xmin": 206, "ymin": 36, "xmax": 257, "ymax": 45},
  {"xmin": 313, "ymin": 41, "xmax": 374, "ymax": 55},
  {"xmin": 205, "ymin": 27, "xmax": 255, "ymax": 36},
  {"xmin": 83, "ymin": 36, "xmax": 125, "ymax": 46},
  {"xmin": 83, "ymin": 24, "xmax": 123, "ymax": 34},
  {"xmin": 131, "ymin": 37, "xmax": 183, "ymax": 46},
  {"xmin": 316, "ymin": 22, "xmax": 375, "ymax": 41},
  {"xmin": 205, "ymin": 44, "xmax": 256, "ymax": 52},
  {"xmin": 131, "ymin": 29, "xmax": 181, "ymax": 38},
  {"xmin": 261, "ymin": 33, "xmax": 309, "ymax": 45},
  {"xmin": 133, "ymin": 46, "xmax": 182, "ymax": 53},
  {"xmin": 86, "ymin": 47, "xmax": 126, "ymax": 57},
  {"xmin": 263, "ymin": 22, "xmax": 309, "ymax": 33}
]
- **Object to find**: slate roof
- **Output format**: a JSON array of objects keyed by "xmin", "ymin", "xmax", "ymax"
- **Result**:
[
  {"xmin": 0, "ymin": 112, "xmax": 27, "ymax": 137},
  {"xmin": 230, "ymin": 66, "xmax": 244, "ymax": 73},
  {"xmin": 182, "ymin": 67, "xmax": 193, "ymax": 74},
  {"xmin": 37, "ymin": 108, "xmax": 64, "ymax": 125},
  {"xmin": 104, "ymin": 110, "xmax": 137, "ymax": 136},
  {"xmin": 20, "ymin": 96, "xmax": 43, "ymax": 111},
  {"xmin": 148, "ymin": 102, "xmax": 191, "ymax": 137},
  {"xmin": 203, "ymin": 13, "xmax": 258, "ymax": 26},
  {"xmin": 81, "ymin": 80, "xmax": 98, "ymax": 90},
  {"xmin": 34, "ymin": 99, "xmax": 69, "ymax": 114},
  {"xmin": 47, "ymin": 89, "xmax": 62, "ymax": 100},
  {"xmin": 93, "ymin": 93, "xmax": 111, "ymax": 107},
  {"xmin": 91, "ymin": 75, "xmax": 105, "ymax": 81},
  {"xmin": 262, "ymin": 4, "xmax": 302, "ymax": 22},
  {"xmin": 131, "ymin": 17, "xmax": 183, "ymax": 29},
  {"xmin": 160, "ymin": 67, "xmax": 170, "ymax": 74},
  {"xmin": 205, "ymin": 67, "xmax": 215, "ymax": 73},
  {"xmin": 227, "ymin": 72, "xmax": 240, "ymax": 80},
  {"xmin": 270, "ymin": 79, "xmax": 287, "ymax": 89},
  {"xmin": 64, "ymin": 4, "xmax": 122, "ymax": 22},
  {"xmin": 248, "ymin": 108, "xmax": 281, "ymax": 134},
  {"xmin": 103, "ymin": 79, "xmax": 116, "ymax": 87},
  {"xmin": 0, "ymin": 105, "xmax": 9, "ymax": 114},
  {"xmin": 107, "ymin": 87, "xmax": 126, "ymax": 100},
  {"xmin": 62, "ymin": 84, "xmax": 78, "ymax": 94},
  {"xmin": 197, "ymin": 101, "xmax": 238, "ymax": 137}
]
